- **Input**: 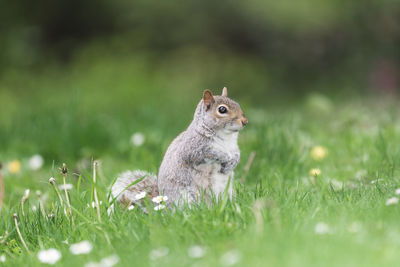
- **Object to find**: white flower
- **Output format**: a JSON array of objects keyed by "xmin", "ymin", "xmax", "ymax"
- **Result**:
[
  {"xmin": 88, "ymin": 201, "xmax": 103, "ymax": 208},
  {"xmin": 0, "ymin": 255, "xmax": 5, "ymax": 262},
  {"xmin": 348, "ymin": 222, "xmax": 362, "ymax": 233},
  {"xmin": 135, "ymin": 191, "xmax": 147, "ymax": 200},
  {"xmin": 29, "ymin": 154, "xmax": 44, "ymax": 170},
  {"xmin": 386, "ymin": 197, "xmax": 399, "ymax": 206},
  {"xmin": 128, "ymin": 205, "xmax": 135, "ymax": 211},
  {"xmin": 154, "ymin": 204, "xmax": 166, "ymax": 211},
  {"xmin": 152, "ymin": 195, "xmax": 168, "ymax": 204},
  {"xmin": 85, "ymin": 254, "xmax": 119, "ymax": 267},
  {"xmin": 49, "ymin": 177, "xmax": 56, "ymax": 184},
  {"xmin": 59, "ymin": 184, "xmax": 73, "ymax": 190},
  {"xmin": 23, "ymin": 189, "xmax": 30, "ymax": 200},
  {"xmin": 69, "ymin": 240, "xmax": 93, "ymax": 255},
  {"xmin": 371, "ymin": 179, "xmax": 384, "ymax": 184},
  {"xmin": 395, "ymin": 189, "xmax": 400, "ymax": 195},
  {"xmin": 220, "ymin": 250, "xmax": 242, "ymax": 266},
  {"xmin": 107, "ymin": 204, "xmax": 114, "ymax": 216},
  {"xmin": 315, "ymin": 222, "xmax": 330, "ymax": 234},
  {"xmin": 32, "ymin": 205, "xmax": 37, "ymax": 212},
  {"xmin": 149, "ymin": 247, "xmax": 169, "ymax": 260},
  {"xmin": 130, "ymin": 132, "xmax": 145, "ymax": 147},
  {"xmin": 37, "ymin": 248, "xmax": 62, "ymax": 265},
  {"xmin": 328, "ymin": 179, "xmax": 344, "ymax": 191},
  {"xmin": 188, "ymin": 245, "xmax": 206, "ymax": 258}
]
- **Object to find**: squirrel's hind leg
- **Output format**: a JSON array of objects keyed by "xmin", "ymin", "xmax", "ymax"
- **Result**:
[{"xmin": 111, "ymin": 170, "xmax": 158, "ymax": 206}]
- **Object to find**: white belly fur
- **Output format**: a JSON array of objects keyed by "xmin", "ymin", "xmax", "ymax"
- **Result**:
[{"xmin": 210, "ymin": 168, "xmax": 233, "ymax": 198}]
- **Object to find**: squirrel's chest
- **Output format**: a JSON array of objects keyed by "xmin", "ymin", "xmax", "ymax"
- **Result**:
[{"xmin": 211, "ymin": 132, "xmax": 239, "ymax": 156}]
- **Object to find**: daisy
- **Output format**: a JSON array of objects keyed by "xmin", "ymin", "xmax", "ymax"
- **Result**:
[
  {"xmin": 135, "ymin": 191, "xmax": 147, "ymax": 200},
  {"xmin": 152, "ymin": 196, "xmax": 168, "ymax": 204},
  {"xmin": 188, "ymin": 245, "xmax": 206, "ymax": 258},
  {"xmin": 69, "ymin": 241, "xmax": 93, "ymax": 255},
  {"xmin": 386, "ymin": 197, "xmax": 399, "ymax": 206},
  {"xmin": 149, "ymin": 247, "xmax": 169, "ymax": 260},
  {"xmin": 29, "ymin": 154, "xmax": 44, "ymax": 170},
  {"xmin": 220, "ymin": 250, "xmax": 242, "ymax": 266},
  {"xmin": 37, "ymin": 248, "xmax": 61, "ymax": 265},
  {"xmin": 154, "ymin": 204, "xmax": 166, "ymax": 211},
  {"xmin": 315, "ymin": 222, "xmax": 330, "ymax": 234},
  {"xmin": 85, "ymin": 254, "xmax": 119, "ymax": 267},
  {"xmin": 130, "ymin": 132, "xmax": 145, "ymax": 147}
]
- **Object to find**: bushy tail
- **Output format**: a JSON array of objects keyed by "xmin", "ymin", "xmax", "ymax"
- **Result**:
[{"xmin": 111, "ymin": 170, "xmax": 158, "ymax": 205}]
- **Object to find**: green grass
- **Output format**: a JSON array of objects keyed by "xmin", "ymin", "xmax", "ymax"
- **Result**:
[{"xmin": 1, "ymin": 55, "xmax": 400, "ymax": 266}]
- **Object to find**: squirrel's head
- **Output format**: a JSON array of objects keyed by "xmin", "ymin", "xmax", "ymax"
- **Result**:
[{"xmin": 197, "ymin": 87, "xmax": 248, "ymax": 133}]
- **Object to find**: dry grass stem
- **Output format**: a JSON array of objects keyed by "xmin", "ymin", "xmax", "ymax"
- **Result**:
[
  {"xmin": 20, "ymin": 190, "xmax": 30, "ymax": 216},
  {"xmin": 240, "ymin": 151, "xmax": 256, "ymax": 184},
  {"xmin": 13, "ymin": 213, "xmax": 30, "ymax": 254},
  {"xmin": 60, "ymin": 163, "xmax": 74, "ymax": 226},
  {"xmin": 49, "ymin": 177, "xmax": 67, "ymax": 216},
  {"xmin": 0, "ymin": 163, "xmax": 4, "ymax": 215},
  {"xmin": 93, "ymin": 160, "xmax": 102, "ymax": 222}
]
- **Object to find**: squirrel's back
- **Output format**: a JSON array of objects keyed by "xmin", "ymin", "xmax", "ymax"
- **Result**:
[{"xmin": 110, "ymin": 87, "xmax": 247, "ymax": 208}]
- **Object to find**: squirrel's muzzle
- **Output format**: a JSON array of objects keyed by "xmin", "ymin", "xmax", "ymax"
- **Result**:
[{"xmin": 241, "ymin": 116, "xmax": 248, "ymax": 126}]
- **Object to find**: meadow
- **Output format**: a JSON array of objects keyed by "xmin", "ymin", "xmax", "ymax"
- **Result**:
[{"xmin": 1, "ymin": 52, "xmax": 400, "ymax": 267}]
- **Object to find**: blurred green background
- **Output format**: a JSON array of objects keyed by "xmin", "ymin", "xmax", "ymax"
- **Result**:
[{"xmin": 0, "ymin": 0, "xmax": 399, "ymax": 162}]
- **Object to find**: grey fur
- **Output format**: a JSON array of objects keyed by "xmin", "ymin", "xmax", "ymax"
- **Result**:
[{"xmin": 111, "ymin": 90, "xmax": 247, "ymax": 207}]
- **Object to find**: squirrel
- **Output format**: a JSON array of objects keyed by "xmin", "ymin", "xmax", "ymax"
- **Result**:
[{"xmin": 111, "ymin": 87, "xmax": 248, "ymax": 207}]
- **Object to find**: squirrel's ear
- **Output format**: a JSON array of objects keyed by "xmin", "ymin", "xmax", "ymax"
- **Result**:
[
  {"xmin": 222, "ymin": 87, "xmax": 228, "ymax": 97},
  {"xmin": 203, "ymin": 90, "xmax": 215, "ymax": 110}
]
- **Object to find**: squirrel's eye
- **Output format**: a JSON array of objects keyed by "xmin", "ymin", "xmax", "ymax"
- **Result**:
[{"xmin": 218, "ymin": 106, "xmax": 228, "ymax": 114}]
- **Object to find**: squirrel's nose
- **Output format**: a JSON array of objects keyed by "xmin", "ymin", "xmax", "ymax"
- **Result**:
[{"xmin": 241, "ymin": 116, "xmax": 248, "ymax": 126}]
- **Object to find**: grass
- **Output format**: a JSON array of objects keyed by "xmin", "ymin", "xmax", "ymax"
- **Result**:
[{"xmin": 1, "ymin": 55, "xmax": 400, "ymax": 266}]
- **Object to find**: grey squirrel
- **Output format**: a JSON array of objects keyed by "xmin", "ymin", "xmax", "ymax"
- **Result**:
[{"xmin": 111, "ymin": 87, "xmax": 248, "ymax": 207}]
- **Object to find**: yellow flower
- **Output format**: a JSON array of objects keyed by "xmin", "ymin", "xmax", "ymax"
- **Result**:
[
  {"xmin": 309, "ymin": 168, "xmax": 321, "ymax": 177},
  {"xmin": 310, "ymin": 146, "xmax": 328, "ymax": 161},
  {"xmin": 8, "ymin": 160, "xmax": 21, "ymax": 174}
]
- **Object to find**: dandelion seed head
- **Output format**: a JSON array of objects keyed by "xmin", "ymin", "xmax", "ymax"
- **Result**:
[
  {"xmin": 69, "ymin": 240, "xmax": 93, "ymax": 255},
  {"xmin": 130, "ymin": 132, "xmax": 145, "ymax": 147},
  {"xmin": 37, "ymin": 248, "xmax": 61, "ymax": 265},
  {"xmin": 29, "ymin": 154, "xmax": 44, "ymax": 171},
  {"xmin": 0, "ymin": 255, "xmax": 5, "ymax": 262},
  {"xmin": 395, "ymin": 189, "xmax": 400, "ymax": 195},
  {"xmin": 49, "ymin": 177, "xmax": 56, "ymax": 185}
]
